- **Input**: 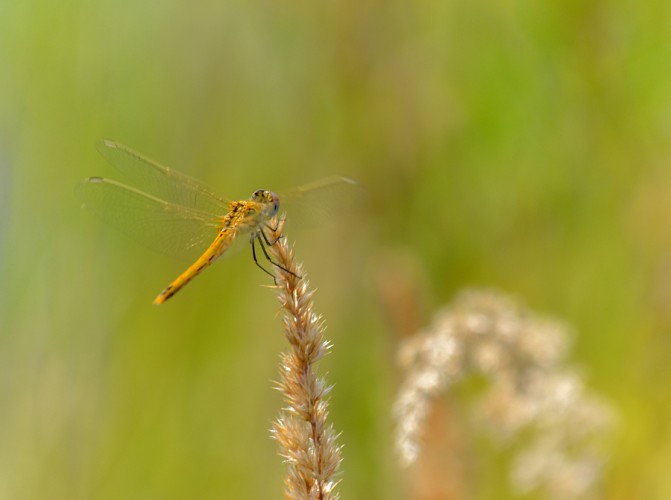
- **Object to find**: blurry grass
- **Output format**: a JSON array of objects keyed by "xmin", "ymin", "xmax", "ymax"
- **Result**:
[{"xmin": 0, "ymin": 0, "xmax": 670, "ymax": 498}]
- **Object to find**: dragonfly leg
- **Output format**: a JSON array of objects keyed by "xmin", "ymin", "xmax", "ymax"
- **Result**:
[
  {"xmin": 261, "ymin": 224, "xmax": 283, "ymax": 246},
  {"xmin": 251, "ymin": 236, "xmax": 278, "ymax": 284},
  {"xmin": 254, "ymin": 233, "xmax": 302, "ymax": 280},
  {"xmin": 263, "ymin": 214, "xmax": 289, "ymax": 242},
  {"xmin": 265, "ymin": 220, "xmax": 279, "ymax": 233}
]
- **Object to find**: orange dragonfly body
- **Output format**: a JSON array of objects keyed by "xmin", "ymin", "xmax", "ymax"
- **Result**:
[
  {"xmin": 77, "ymin": 140, "xmax": 350, "ymax": 304},
  {"xmin": 148, "ymin": 188, "xmax": 279, "ymax": 304}
]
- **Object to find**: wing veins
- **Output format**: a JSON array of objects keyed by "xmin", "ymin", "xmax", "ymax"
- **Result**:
[{"xmin": 96, "ymin": 140, "xmax": 230, "ymax": 214}]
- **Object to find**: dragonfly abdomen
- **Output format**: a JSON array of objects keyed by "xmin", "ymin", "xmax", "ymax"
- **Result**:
[{"xmin": 153, "ymin": 228, "xmax": 236, "ymax": 305}]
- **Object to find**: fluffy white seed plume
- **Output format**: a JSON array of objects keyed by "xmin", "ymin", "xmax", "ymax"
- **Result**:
[{"xmin": 394, "ymin": 289, "xmax": 614, "ymax": 499}]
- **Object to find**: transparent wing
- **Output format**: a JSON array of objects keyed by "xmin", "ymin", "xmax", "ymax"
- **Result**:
[
  {"xmin": 76, "ymin": 177, "xmax": 224, "ymax": 259},
  {"xmin": 279, "ymin": 176, "xmax": 363, "ymax": 229},
  {"xmin": 96, "ymin": 140, "xmax": 230, "ymax": 215}
]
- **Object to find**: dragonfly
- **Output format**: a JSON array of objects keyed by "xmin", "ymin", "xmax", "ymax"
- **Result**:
[{"xmin": 77, "ymin": 140, "xmax": 356, "ymax": 305}]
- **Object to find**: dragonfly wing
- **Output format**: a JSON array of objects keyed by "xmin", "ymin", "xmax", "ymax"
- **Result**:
[
  {"xmin": 96, "ymin": 140, "xmax": 229, "ymax": 216},
  {"xmin": 280, "ymin": 175, "xmax": 362, "ymax": 229},
  {"xmin": 76, "ymin": 177, "xmax": 223, "ymax": 260}
]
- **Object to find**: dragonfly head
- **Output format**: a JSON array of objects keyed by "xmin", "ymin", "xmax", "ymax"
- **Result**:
[{"xmin": 251, "ymin": 189, "xmax": 280, "ymax": 217}]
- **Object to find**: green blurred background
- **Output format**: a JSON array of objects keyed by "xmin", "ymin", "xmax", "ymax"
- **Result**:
[{"xmin": 1, "ymin": 0, "xmax": 670, "ymax": 498}]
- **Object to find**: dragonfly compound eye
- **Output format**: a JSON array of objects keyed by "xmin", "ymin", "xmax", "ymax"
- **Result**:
[{"xmin": 270, "ymin": 191, "xmax": 280, "ymax": 214}]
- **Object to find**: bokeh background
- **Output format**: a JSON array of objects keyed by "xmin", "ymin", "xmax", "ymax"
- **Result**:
[{"xmin": 1, "ymin": 0, "xmax": 670, "ymax": 498}]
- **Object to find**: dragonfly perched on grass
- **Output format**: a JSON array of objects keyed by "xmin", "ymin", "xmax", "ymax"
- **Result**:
[{"xmin": 77, "ymin": 140, "xmax": 356, "ymax": 305}]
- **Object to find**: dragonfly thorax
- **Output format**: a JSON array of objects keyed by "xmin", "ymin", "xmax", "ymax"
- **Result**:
[{"xmin": 251, "ymin": 189, "xmax": 280, "ymax": 218}]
